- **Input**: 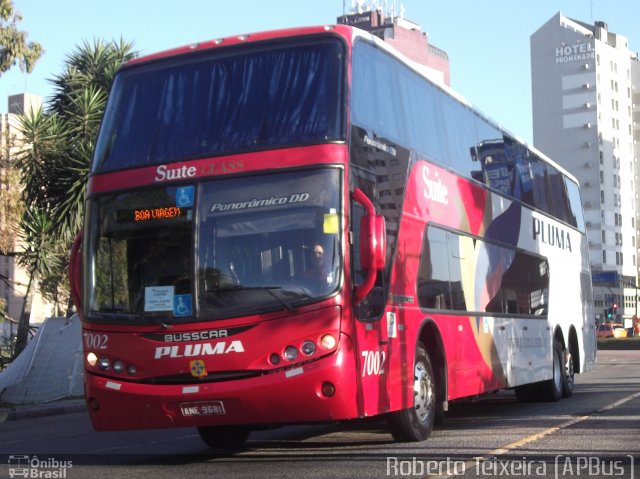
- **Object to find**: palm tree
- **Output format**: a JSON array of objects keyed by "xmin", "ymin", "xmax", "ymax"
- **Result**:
[
  {"xmin": 33, "ymin": 38, "xmax": 136, "ymax": 242},
  {"xmin": 12, "ymin": 38, "xmax": 136, "ymax": 358},
  {"xmin": 12, "ymin": 206, "xmax": 61, "ymax": 357}
]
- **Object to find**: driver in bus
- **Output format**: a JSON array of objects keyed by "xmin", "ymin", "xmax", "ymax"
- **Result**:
[
  {"xmin": 304, "ymin": 242, "xmax": 335, "ymax": 286},
  {"xmin": 305, "ymin": 243, "xmax": 328, "ymax": 279}
]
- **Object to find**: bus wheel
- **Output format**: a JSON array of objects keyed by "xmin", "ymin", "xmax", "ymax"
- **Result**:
[
  {"xmin": 537, "ymin": 338, "xmax": 564, "ymax": 402},
  {"xmin": 389, "ymin": 342, "xmax": 436, "ymax": 442},
  {"xmin": 197, "ymin": 426, "xmax": 251, "ymax": 449},
  {"xmin": 562, "ymin": 348, "xmax": 575, "ymax": 398},
  {"xmin": 515, "ymin": 339, "xmax": 563, "ymax": 402}
]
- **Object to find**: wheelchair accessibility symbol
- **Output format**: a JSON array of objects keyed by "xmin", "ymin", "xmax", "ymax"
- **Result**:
[
  {"xmin": 176, "ymin": 186, "xmax": 194, "ymax": 207},
  {"xmin": 173, "ymin": 294, "xmax": 193, "ymax": 317}
]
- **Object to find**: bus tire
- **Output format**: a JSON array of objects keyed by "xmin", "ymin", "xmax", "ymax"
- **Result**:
[
  {"xmin": 389, "ymin": 342, "xmax": 436, "ymax": 442},
  {"xmin": 515, "ymin": 338, "xmax": 563, "ymax": 402},
  {"xmin": 538, "ymin": 338, "xmax": 564, "ymax": 402},
  {"xmin": 562, "ymin": 347, "xmax": 575, "ymax": 398},
  {"xmin": 197, "ymin": 426, "xmax": 251, "ymax": 449}
]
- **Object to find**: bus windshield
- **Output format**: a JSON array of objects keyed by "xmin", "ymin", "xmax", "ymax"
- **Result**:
[
  {"xmin": 93, "ymin": 37, "xmax": 345, "ymax": 173},
  {"xmin": 198, "ymin": 169, "xmax": 341, "ymax": 318},
  {"xmin": 86, "ymin": 169, "xmax": 341, "ymax": 323}
]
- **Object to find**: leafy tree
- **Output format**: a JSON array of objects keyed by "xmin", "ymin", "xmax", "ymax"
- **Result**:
[
  {"xmin": 0, "ymin": 120, "xmax": 22, "ymax": 255},
  {"xmin": 0, "ymin": 0, "xmax": 42, "ymax": 75},
  {"xmin": 12, "ymin": 39, "xmax": 136, "ymax": 357}
]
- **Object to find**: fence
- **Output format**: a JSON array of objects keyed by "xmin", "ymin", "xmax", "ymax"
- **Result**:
[{"xmin": 0, "ymin": 316, "xmax": 83, "ymax": 404}]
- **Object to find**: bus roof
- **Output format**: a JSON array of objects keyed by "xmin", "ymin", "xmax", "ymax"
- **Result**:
[
  {"xmin": 124, "ymin": 24, "xmax": 354, "ymax": 67},
  {"xmin": 122, "ymin": 23, "xmax": 580, "ymax": 187},
  {"xmin": 348, "ymin": 27, "xmax": 580, "ymax": 186}
]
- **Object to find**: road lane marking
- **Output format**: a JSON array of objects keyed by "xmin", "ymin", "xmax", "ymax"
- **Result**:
[{"xmin": 425, "ymin": 390, "xmax": 640, "ymax": 479}]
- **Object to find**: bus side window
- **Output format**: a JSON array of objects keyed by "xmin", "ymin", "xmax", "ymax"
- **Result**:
[{"xmin": 417, "ymin": 227, "xmax": 451, "ymax": 310}]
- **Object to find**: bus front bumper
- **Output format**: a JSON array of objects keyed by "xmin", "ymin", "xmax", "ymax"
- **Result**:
[{"xmin": 84, "ymin": 335, "xmax": 358, "ymax": 431}]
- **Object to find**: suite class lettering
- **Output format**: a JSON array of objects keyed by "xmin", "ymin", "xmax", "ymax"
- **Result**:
[
  {"xmin": 155, "ymin": 159, "xmax": 245, "ymax": 182},
  {"xmin": 155, "ymin": 164, "xmax": 196, "ymax": 181},
  {"xmin": 422, "ymin": 166, "xmax": 449, "ymax": 205}
]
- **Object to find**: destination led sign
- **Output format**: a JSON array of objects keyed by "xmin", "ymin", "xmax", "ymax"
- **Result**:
[
  {"xmin": 135, "ymin": 206, "xmax": 182, "ymax": 222},
  {"xmin": 117, "ymin": 206, "xmax": 188, "ymax": 224}
]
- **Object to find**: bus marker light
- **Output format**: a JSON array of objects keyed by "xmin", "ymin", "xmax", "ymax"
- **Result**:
[
  {"xmin": 113, "ymin": 360, "xmax": 125, "ymax": 373},
  {"xmin": 98, "ymin": 357, "xmax": 110, "ymax": 370},
  {"xmin": 320, "ymin": 334, "xmax": 336, "ymax": 350},
  {"xmin": 284, "ymin": 346, "xmax": 298, "ymax": 361},
  {"xmin": 86, "ymin": 352, "xmax": 98, "ymax": 367},
  {"xmin": 321, "ymin": 382, "xmax": 335, "ymax": 397},
  {"xmin": 127, "ymin": 365, "xmax": 137, "ymax": 376},
  {"xmin": 301, "ymin": 340, "xmax": 316, "ymax": 356},
  {"xmin": 269, "ymin": 353, "xmax": 281, "ymax": 365}
]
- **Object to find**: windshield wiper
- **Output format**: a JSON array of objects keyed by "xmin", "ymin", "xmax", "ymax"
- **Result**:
[{"xmin": 214, "ymin": 285, "xmax": 297, "ymax": 313}]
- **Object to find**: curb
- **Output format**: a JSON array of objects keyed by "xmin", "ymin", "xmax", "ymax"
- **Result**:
[{"xmin": 0, "ymin": 399, "xmax": 86, "ymax": 423}]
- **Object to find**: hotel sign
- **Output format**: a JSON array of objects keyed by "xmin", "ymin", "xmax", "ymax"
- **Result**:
[{"xmin": 555, "ymin": 42, "xmax": 595, "ymax": 64}]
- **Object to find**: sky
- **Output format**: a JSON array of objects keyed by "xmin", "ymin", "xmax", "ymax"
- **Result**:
[{"xmin": 1, "ymin": 0, "xmax": 639, "ymax": 145}]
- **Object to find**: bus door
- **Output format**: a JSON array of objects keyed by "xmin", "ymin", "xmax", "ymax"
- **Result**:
[{"xmin": 350, "ymin": 173, "xmax": 391, "ymax": 417}]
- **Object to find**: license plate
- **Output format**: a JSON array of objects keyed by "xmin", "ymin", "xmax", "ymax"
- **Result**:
[{"xmin": 179, "ymin": 400, "xmax": 225, "ymax": 417}]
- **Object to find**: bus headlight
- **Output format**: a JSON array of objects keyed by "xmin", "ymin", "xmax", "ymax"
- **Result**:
[
  {"xmin": 320, "ymin": 334, "xmax": 336, "ymax": 350},
  {"xmin": 86, "ymin": 352, "xmax": 98, "ymax": 367}
]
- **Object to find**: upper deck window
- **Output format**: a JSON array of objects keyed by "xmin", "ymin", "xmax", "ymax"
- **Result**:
[{"xmin": 93, "ymin": 37, "xmax": 345, "ymax": 173}]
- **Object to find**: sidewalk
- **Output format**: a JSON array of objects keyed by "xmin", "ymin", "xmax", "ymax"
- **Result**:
[{"xmin": 0, "ymin": 398, "xmax": 86, "ymax": 423}]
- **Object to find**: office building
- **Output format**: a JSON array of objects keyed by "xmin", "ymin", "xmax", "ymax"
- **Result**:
[
  {"xmin": 531, "ymin": 13, "xmax": 640, "ymax": 324},
  {"xmin": 0, "ymin": 93, "xmax": 53, "ymax": 337}
]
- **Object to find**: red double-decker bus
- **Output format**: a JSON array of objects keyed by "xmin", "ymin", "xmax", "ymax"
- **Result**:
[{"xmin": 70, "ymin": 24, "xmax": 596, "ymax": 447}]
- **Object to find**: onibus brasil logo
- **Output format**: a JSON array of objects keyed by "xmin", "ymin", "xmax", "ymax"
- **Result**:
[{"xmin": 8, "ymin": 455, "xmax": 72, "ymax": 478}]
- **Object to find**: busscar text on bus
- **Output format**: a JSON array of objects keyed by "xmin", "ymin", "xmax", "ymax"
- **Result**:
[{"xmin": 69, "ymin": 23, "xmax": 597, "ymax": 448}]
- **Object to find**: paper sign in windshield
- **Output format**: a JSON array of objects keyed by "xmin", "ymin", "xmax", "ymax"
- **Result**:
[
  {"xmin": 323, "ymin": 212, "xmax": 339, "ymax": 234},
  {"xmin": 144, "ymin": 286, "xmax": 175, "ymax": 312}
]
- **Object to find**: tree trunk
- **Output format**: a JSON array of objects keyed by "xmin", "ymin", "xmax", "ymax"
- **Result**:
[{"xmin": 12, "ymin": 272, "xmax": 35, "ymax": 359}]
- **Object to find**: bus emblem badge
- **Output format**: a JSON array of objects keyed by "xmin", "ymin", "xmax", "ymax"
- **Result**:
[{"xmin": 190, "ymin": 359, "xmax": 208, "ymax": 378}]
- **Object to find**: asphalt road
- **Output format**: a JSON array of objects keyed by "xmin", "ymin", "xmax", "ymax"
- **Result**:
[{"xmin": 1, "ymin": 350, "xmax": 638, "ymax": 479}]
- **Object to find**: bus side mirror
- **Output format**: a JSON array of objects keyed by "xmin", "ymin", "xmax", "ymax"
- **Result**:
[
  {"xmin": 69, "ymin": 232, "xmax": 83, "ymax": 316},
  {"xmin": 353, "ymin": 188, "xmax": 386, "ymax": 302},
  {"xmin": 359, "ymin": 214, "xmax": 386, "ymax": 271}
]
